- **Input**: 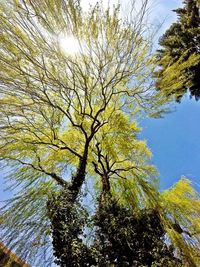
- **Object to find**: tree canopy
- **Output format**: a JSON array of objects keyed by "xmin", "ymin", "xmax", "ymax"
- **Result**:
[
  {"xmin": 0, "ymin": 0, "xmax": 199, "ymax": 266},
  {"xmin": 155, "ymin": 0, "xmax": 200, "ymax": 101}
]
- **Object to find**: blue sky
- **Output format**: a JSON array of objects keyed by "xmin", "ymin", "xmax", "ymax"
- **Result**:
[
  {"xmin": 140, "ymin": 96, "xmax": 200, "ymax": 191},
  {"xmin": 138, "ymin": 0, "xmax": 200, "ymax": 192},
  {"xmin": 1, "ymin": 1, "xmax": 199, "ymax": 266},
  {"xmin": 1, "ymin": 0, "xmax": 198, "ymax": 202}
]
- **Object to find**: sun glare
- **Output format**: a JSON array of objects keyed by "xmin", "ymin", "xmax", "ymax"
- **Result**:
[{"xmin": 59, "ymin": 35, "xmax": 80, "ymax": 55}]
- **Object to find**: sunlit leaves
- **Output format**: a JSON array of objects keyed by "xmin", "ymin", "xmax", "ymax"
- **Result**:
[
  {"xmin": 0, "ymin": 180, "xmax": 57, "ymax": 266},
  {"xmin": 160, "ymin": 178, "xmax": 200, "ymax": 266},
  {"xmin": 155, "ymin": 0, "xmax": 200, "ymax": 101},
  {"xmin": 0, "ymin": 0, "xmax": 199, "ymax": 266},
  {"xmin": 0, "ymin": 0, "xmax": 163, "ymax": 264},
  {"xmin": 155, "ymin": 53, "xmax": 200, "ymax": 101}
]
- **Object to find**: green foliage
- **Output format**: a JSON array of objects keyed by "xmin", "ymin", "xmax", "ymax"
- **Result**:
[
  {"xmin": 0, "ymin": 180, "xmax": 57, "ymax": 266},
  {"xmin": 45, "ymin": 178, "xmax": 200, "ymax": 267},
  {"xmin": 47, "ymin": 193, "xmax": 183, "ymax": 267},
  {"xmin": 0, "ymin": 0, "xmax": 163, "ymax": 265},
  {"xmin": 0, "ymin": 0, "xmax": 199, "ymax": 266},
  {"xmin": 155, "ymin": 0, "xmax": 200, "ymax": 101},
  {"xmin": 160, "ymin": 178, "xmax": 200, "ymax": 267},
  {"xmin": 47, "ymin": 188, "xmax": 95, "ymax": 267},
  {"xmin": 93, "ymin": 198, "xmax": 182, "ymax": 267}
]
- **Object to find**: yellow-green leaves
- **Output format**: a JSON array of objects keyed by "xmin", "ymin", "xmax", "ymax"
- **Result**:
[
  {"xmin": 1, "ymin": 1, "xmax": 198, "ymax": 266},
  {"xmin": 155, "ymin": 0, "xmax": 200, "ymax": 101},
  {"xmin": 160, "ymin": 178, "xmax": 200, "ymax": 266},
  {"xmin": 156, "ymin": 53, "xmax": 200, "ymax": 101},
  {"xmin": 85, "ymin": 109, "xmax": 158, "ymax": 207},
  {"xmin": 162, "ymin": 178, "xmax": 199, "ymax": 212}
]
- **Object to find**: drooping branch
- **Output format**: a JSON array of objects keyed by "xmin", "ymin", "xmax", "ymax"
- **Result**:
[{"xmin": 0, "ymin": 156, "xmax": 67, "ymax": 187}]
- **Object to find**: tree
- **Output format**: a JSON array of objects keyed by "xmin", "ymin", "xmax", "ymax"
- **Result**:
[
  {"xmin": 154, "ymin": 0, "xmax": 200, "ymax": 101},
  {"xmin": 92, "ymin": 199, "xmax": 182, "ymax": 267},
  {"xmin": 159, "ymin": 178, "xmax": 200, "ymax": 267},
  {"xmin": 0, "ymin": 0, "xmax": 166, "ymax": 265},
  {"xmin": 0, "ymin": 1, "xmax": 199, "ymax": 266}
]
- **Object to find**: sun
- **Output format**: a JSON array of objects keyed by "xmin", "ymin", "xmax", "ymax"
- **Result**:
[{"xmin": 59, "ymin": 35, "xmax": 80, "ymax": 55}]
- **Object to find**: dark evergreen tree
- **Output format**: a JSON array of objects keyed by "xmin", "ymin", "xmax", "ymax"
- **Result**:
[{"xmin": 155, "ymin": 0, "xmax": 200, "ymax": 101}]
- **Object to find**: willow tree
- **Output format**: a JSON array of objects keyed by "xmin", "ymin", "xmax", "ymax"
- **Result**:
[
  {"xmin": 0, "ymin": 0, "xmax": 167, "ymax": 265},
  {"xmin": 1, "ymin": 1, "xmax": 199, "ymax": 266}
]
